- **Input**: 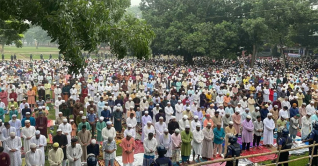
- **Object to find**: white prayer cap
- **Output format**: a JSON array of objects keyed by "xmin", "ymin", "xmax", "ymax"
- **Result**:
[
  {"xmin": 144, "ymin": 107, "xmax": 148, "ymax": 109},
  {"xmin": 229, "ymin": 121, "xmax": 234, "ymax": 125},
  {"xmin": 79, "ymin": 111, "xmax": 83, "ymax": 114},
  {"xmin": 256, "ymin": 107, "xmax": 260, "ymax": 110},
  {"xmin": 274, "ymin": 105, "xmax": 278, "ymax": 108},
  {"xmin": 167, "ymin": 102, "xmax": 171, "ymax": 104},
  {"xmin": 127, "ymin": 132, "xmax": 132, "ymax": 137},
  {"xmin": 82, "ymin": 116, "xmax": 86, "ymax": 119},
  {"xmin": 145, "ymin": 111, "xmax": 149, "ymax": 114},
  {"xmin": 159, "ymin": 116, "xmax": 164, "ymax": 120},
  {"xmin": 235, "ymin": 110, "xmax": 240, "ymax": 113},
  {"xmin": 129, "ymin": 97, "xmax": 132, "ymax": 100},
  {"xmin": 178, "ymin": 100, "xmax": 181, "ymax": 102},
  {"xmin": 90, "ymin": 108, "xmax": 94, "ymax": 111},
  {"xmin": 171, "ymin": 116, "xmax": 176, "ymax": 119},
  {"xmin": 246, "ymin": 115, "xmax": 251, "ymax": 119},
  {"xmin": 307, "ymin": 112, "xmax": 312, "ymax": 116},
  {"xmin": 12, "ymin": 114, "xmax": 16, "ymax": 117},
  {"xmin": 59, "ymin": 112, "xmax": 62, "ymax": 114},
  {"xmin": 207, "ymin": 123, "xmax": 212, "ymax": 126},
  {"xmin": 70, "ymin": 119, "xmax": 74, "ymax": 122},
  {"xmin": 185, "ymin": 125, "xmax": 190, "ymax": 129},
  {"xmin": 104, "ymin": 106, "xmax": 108, "ymax": 109},
  {"xmin": 63, "ymin": 119, "xmax": 67, "ymax": 122},
  {"xmin": 91, "ymin": 139, "xmax": 97, "ymax": 144},
  {"xmin": 127, "ymin": 124, "xmax": 132, "ymax": 128},
  {"xmin": 100, "ymin": 117, "xmax": 104, "ymax": 121},
  {"xmin": 267, "ymin": 113, "xmax": 273, "ymax": 116},
  {"xmin": 302, "ymin": 103, "xmax": 306, "ymax": 105},
  {"xmin": 186, "ymin": 107, "xmax": 190, "ymax": 110},
  {"xmin": 245, "ymin": 108, "xmax": 249, "ymax": 111},
  {"xmin": 175, "ymin": 129, "xmax": 180, "ymax": 133},
  {"xmin": 311, "ymin": 101, "xmax": 315, "ymax": 104},
  {"xmin": 105, "ymin": 102, "xmax": 109, "ymax": 104},
  {"xmin": 282, "ymin": 115, "xmax": 288, "ymax": 119},
  {"xmin": 238, "ymin": 103, "xmax": 241, "ymax": 105},
  {"xmin": 35, "ymin": 130, "xmax": 41, "ymax": 135},
  {"xmin": 196, "ymin": 124, "xmax": 201, "ymax": 127},
  {"xmin": 106, "ymin": 121, "xmax": 112, "ymax": 125},
  {"xmin": 194, "ymin": 115, "xmax": 198, "ymax": 119},
  {"xmin": 243, "ymin": 97, "xmax": 247, "ymax": 99},
  {"xmin": 147, "ymin": 121, "xmax": 152, "ymax": 124},
  {"xmin": 25, "ymin": 120, "xmax": 30, "ymax": 123},
  {"xmin": 156, "ymin": 104, "xmax": 159, "ymax": 106},
  {"xmin": 30, "ymin": 143, "xmax": 37, "ymax": 148},
  {"xmin": 10, "ymin": 132, "xmax": 16, "ymax": 136},
  {"xmin": 130, "ymin": 106, "xmax": 134, "ymax": 108},
  {"xmin": 183, "ymin": 115, "xmax": 188, "ymax": 119},
  {"xmin": 164, "ymin": 128, "xmax": 169, "ymax": 132},
  {"xmin": 57, "ymin": 129, "xmax": 62, "ymax": 132},
  {"xmin": 26, "ymin": 112, "xmax": 30, "ymax": 115}
]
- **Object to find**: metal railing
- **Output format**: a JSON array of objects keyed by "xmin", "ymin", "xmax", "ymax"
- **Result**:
[{"xmin": 190, "ymin": 142, "xmax": 318, "ymax": 166}]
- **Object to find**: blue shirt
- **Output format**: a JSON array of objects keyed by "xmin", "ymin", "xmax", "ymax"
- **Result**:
[
  {"xmin": 87, "ymin": 113, "xmax": 97, "ymax": 122},
  {"xmin": 101, "ymin": 110, "xmax": 111, "ymax": 122},
  {"xmin": 289, "ymin": 107, "xmax": 299, "ymax": 118},
  {"xmin": 21, "ymin": 117, "xmax": 36, "ymax": 127}
]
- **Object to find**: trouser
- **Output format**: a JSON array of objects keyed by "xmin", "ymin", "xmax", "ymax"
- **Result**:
[
  {"xmin": 225, "ymin": 160, "xmax": 239, "ymax": 166},
  {"xmin": 277, "ymin": 132, "xmax": 282, "ymax": 141},
  {"xmin": 105, "ymin": 159, "xmax": 114, "ymax": 166},
  {"xmin": 278, "ymin": 152, "xmax": 289, "ymax": 166},
  {"xmin": 123, "ymin": 163, "xmax": 133, "ymax": 166},
  {"xmin": 253, "ymin": 134, "xmax": 261, "ymax": 147},
  {"xmin": 62, "ymin": 159, "xmax": 67, "ymax": 166},
  {"xmin": 242, "ymin": 142, "xmax": 250, "ymax": 151},
  {"xmin": 214, "ymin": 143, "xmax": 222, "ymax": 155},
  {"xmin": 90, "ymin": 123, "xmax": 96, "ymax": 137},
  {"xmin": 181, "ymin": 155, "xmax": 190, "ymax": 162},
  {"xmin": 290, "ymin": 135, "xmax": 296, "ymax": 141}
]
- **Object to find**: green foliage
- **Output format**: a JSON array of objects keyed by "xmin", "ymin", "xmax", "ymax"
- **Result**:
[
  {"xmin": 0, "ymin": 19, "xmax": 28, "ymax": 52},
  {"xmin": 140, "ymin": 0, "xmax": 318, "ymax": 63},
  {"xmin": 0, "ymin": 0, "xmax": 154, "ymax": 73},
  {"xmin": 23, "ymin": 26, "xmax": 51, "ymax": 48},
  {"xmin": 126, "ymin": 6, "xmax": 143, "ymax": 18}
]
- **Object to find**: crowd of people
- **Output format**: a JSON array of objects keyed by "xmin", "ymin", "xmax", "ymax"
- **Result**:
[{"xmin": 0, "ymin": 57, "xmax": 317, "ymax": 166}]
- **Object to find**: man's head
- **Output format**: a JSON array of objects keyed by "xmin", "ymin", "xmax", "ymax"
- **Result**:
[
  {"xmin": 52, "ymin": 142, "xmax": 59, "ymax": 151},
  {"xmin": 106, "ymin": 121, "xmax": 112, "ymax": 129},
  {"xmin": 63, "ymin": 118, "xmax": 67, "ymax": 124},
  {"xmin": 91, "ymin": 139, "xmax": 97, "ymax": 145},
  {"xmin": 25, "ymin": 120, "xmax": 30, "ymax": 127},
  {"xmin": 175, "ymin": 129, "xmax": 180, "ymax": 135},
  {"xmin": 81, "ymin": 116, "xmax": 86, "ymax": 122},
  {"xmin": 81, "ymin": 125, "xmax": 87, "ymax": 132},
  {"xmin": 108, "ymin": 137, "xmax": 113, "ymax": 143},
  {"xmin": 71, "ymin": 138, "xmax": 78, "ymax": 148},
  {"xmin": 10, "ymin": 132, "xmax": 15, "ymax": 139},
  {"xmin": 4, "ymin": 122, "xmax": 10, "ymax": 129},
  {"xmin": 35, "ymin": 130, "xmax": 41, "ymax": 139},
  {"xmin": 185, "ymin": 125, "xmax": 190, "ymax": 133},
  {"xmin": 159, "ymin": 116, "xmax": 164, "ymax": 123},
  {"xmin": 295, "ymin": 114, "xmax": 300, "ymax": 119},
  {"xmin": 164, "ymin": 128, "xmax": 169, "ymax": 135},
  {"xmin": 267, "ymin": 113, "xmax": 273, "ymax": 119},
  {"xmin": 30, "ymin": 143, "xmax": 37, "ymax": 153},
  {"xmin": 148, "ymin": 132, "xmax": 154, "ymax": 140},
  {"xmin": 229, "ymin": 121, "xmax": 233, "ymax": 127},
  {"xmin": 196, "ymin": 124, "xmax": 201, "ymax": 131},
  {"xmin": 217, "ymin": 123, "xmax": 221, "ymax": 129},
  {"xmin": 246, "ymin": 115, "xmax": 251, "ymax": 122}
]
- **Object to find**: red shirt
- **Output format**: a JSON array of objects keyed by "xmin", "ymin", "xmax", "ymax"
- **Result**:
[{"xmin": 0, "ymin": 152, "xmax": 10, "ymax": 166}]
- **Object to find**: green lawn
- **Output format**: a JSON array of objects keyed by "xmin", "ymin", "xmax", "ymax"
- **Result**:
[
  {"xmin": 2, "ymin": 46, "xmax": 104, "ymax": 59},
  {"xmin": 258, "ymin": 152, "xmax": 309, "ymax": 166}
]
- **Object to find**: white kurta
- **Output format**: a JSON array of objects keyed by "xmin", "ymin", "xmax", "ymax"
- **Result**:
[
  {"xmin": 66, "ymin": 144, "xmax": 83, "ymax": 166},
  {"xmin": 25, "ymin": 149, "xmax": 44, "ymax": 166},
  {"xmin": 159, "ymin": 134, "xmax": 172, "ymax": 157},
  {"xmin": 175, "ymin": 103, "xmax": 184, "ymax": 121},
  {"xmin": 143, "ymin": 138, "xmax": 158, "ymax": 156},
  {"xmin": 263, "ymin": 118, "xmax": 275, "ymax": 145},
  {"xmin": 48, "ymin": 148, "xmax": 64, "ymax": 166},
  {"xmin": 143, "ymin": 125, "xmax": 155, "ymax": 141},
  {"xmin": 165, "ymin": 106, "xmax": 174, "ymax": 124},
  {"xmin": 191, "ymin": 121, "xmax": 201, "ymax": 132},
  {"xmin": 5, "ymin": 136, "xmax": 22, "ymax": 166},
  {"xmin": 191, "ymin": 130, "xmax": 204, "ymax": 155},
  {"xmin": 59, "ymin": 123, "xmax": 72, "ymax": 145},
  {"xmin": 9, "ymin": 119, "xmax": 21, "ymax": 137},
  {"xmin": 155, "ymin": 122, "xmax": 166, "ymax": 142},
  {"xmin": 55, "ymin": 100, "xmax": 63, "ymax": 117},
  {"xmin": 301, "ymin": 116, "xmax": 311, "ymax": 139},
  {"xmin": 178, "ymin": 119, "xmax": 190, "ymax": 131},
  {"xmin": 70, "ymin": 88, "xmax": 77, "ymax": 101},
  {"xmin": 21, "ymin": 126, "xmax": 36, "ymax": 153},
  {"xmin": 2, "ymin": 127, "xmax": 16, "ymax": 140},
  {"xmin": 126, "ymin": 117, "xmax": 137, "ymax": 128},
  {"xmin": 30, "ymin": 135, "xmax": 47, "ymax": 165},
  {"xmin": 102, "ymin": 127, "xmax": 117, "ymax": 140},
  {"xmin": 124, "ymin": 128, "xmax": 136, "ymax": 138},
  {"xmin": 54, "ymin": 88, "xmax": 62, "ymax": 101}
]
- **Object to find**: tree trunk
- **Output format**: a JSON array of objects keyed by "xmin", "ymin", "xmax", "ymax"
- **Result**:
[
  {"xmin": 183, "ymin": 54, "xmax": 194, "ymax": 65},
  {"xmin": 251, "ymin": 44, "xmax": 257, "ymax": 68},
  {"xmin": 0, "ymin": 43, "xmax": 4, "ymax": 53},
  {"xmin": 36, "ymin": 42, "xmax": 39, "ymax": 49}
]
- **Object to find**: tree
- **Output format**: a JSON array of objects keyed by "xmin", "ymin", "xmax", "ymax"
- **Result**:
[
  {"xmin": 0, "ymin": 20, "xmax": 27, "ymax": 53},
  {"xmin": 23, "ymin": 26, "xmax": 51, "ymax": 48},
  {"xmin": 1, "ymin": 0, "xmax": 154, "ymax": 73}
]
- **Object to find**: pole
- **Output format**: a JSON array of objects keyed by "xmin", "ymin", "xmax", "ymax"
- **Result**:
[
  {"xmin": 276, "ymin": 147, "xmax": 281, "ymax": 166},
  {"xmin": 233, "ymin": 155, "xmax": 236, "ymax": 166},
  {"xmin": 309, "ymin": 141, "xmax": 316, "ymax": 166}
]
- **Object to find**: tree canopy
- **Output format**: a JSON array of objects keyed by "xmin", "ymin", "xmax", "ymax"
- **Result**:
[
  {"xmin": 0, "ymin": 0, "xmax": 154, "ymax": 73},
  {"xmin": 140, "ymin": 0, "xmax": 318, "ymax": 64}
]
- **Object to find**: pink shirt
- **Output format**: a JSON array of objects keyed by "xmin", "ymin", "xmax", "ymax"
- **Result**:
[{"xmin": 171, "ymin": 133, "xmax": 181, "ymax": 150}]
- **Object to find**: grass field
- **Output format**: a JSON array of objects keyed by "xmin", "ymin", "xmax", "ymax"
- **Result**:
[
  {"xmin": 2, "ymin": 46, "xmax": 60, "ymax": 59},
  {"xmin": 2, "ymin": 46, "xmax": 106, "ymax": 60}
]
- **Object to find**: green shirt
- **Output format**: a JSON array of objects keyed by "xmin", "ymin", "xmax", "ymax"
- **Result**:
[
  {"xmin": 277, "ymin": 119, "xmax": 287, "ymax": 132},
  {"xmin": 77, "ymin": 121, "xmax": 92, "ymax": 131},
  {"xmin": 181, "ymin": 131, "xmax": 193, "ymax": 156}
]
